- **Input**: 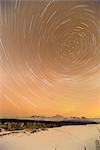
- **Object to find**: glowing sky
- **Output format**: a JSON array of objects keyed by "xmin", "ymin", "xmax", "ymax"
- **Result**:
[{"xmin": 0, "ymin": 0, "xmax": 100, "ymax": 117}]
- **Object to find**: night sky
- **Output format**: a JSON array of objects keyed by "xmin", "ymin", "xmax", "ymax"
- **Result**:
[{"xmin": 0, "ymin": 0, "xmax": 100, "ymax": 117}]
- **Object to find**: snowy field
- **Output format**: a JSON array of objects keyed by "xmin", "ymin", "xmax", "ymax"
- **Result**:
[{"xmin": 0, "ymin": 124, "xmax": 100, "ymax": 150}]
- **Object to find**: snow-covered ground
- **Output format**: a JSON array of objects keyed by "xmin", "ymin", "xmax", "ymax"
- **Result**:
[{"xmin": 0, "ymin": 125, "xmax": 100, "ymax": 150}]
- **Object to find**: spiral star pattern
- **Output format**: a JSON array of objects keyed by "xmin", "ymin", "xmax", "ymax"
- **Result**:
[{"xmin": 0, "ymin": 0, "xmax": 100, "ymax": 117}]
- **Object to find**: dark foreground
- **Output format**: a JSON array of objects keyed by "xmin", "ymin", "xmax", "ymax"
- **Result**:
[{"xmin": 0, "ymin": 118, "xmax": 98, "ymax": 134}]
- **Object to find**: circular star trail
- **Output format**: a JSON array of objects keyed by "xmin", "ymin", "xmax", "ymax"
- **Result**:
[{"xmin": 0, "ymin": 0, "xmax": 100, "ymax": 117}]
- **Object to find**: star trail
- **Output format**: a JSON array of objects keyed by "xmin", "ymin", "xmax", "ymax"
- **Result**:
[{"xmin": 0, "ymin": 0, "xmax": 100, "ymax": 117}]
